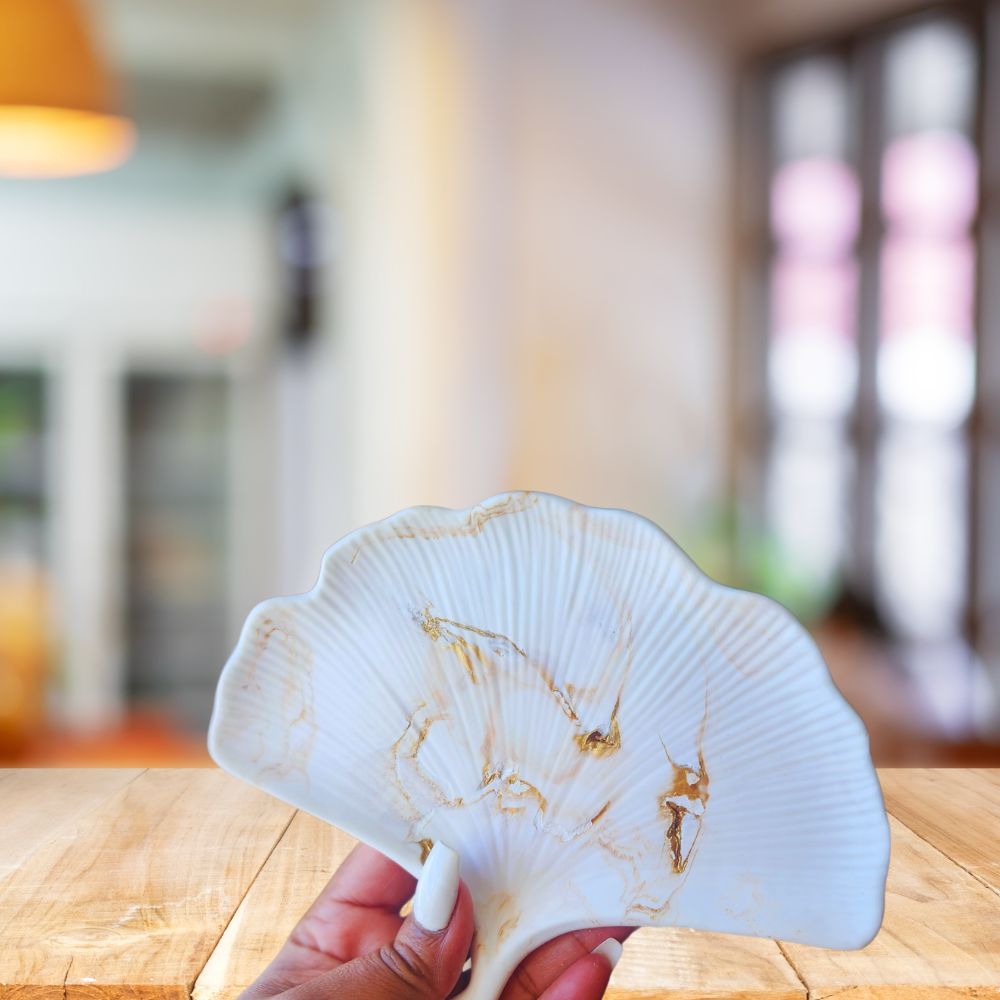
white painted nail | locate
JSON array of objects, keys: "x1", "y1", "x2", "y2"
[
  {"x1": 591, "y1": 937, "x2": 623, "y2": 970},
  {"x1": 413, "y1": 842, "x2": 460, "y2": 932}
]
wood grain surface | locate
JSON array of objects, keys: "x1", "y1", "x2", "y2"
[
  {"x1": 780, "y1": 815, "x2": 1000, "y2": 997},
  {"x1": 879, "y1": 767, "x2": 1000, "y2": 895},
  {"x1": 191, "y1": 814, "x2": 806, "y2": 1000},
  {"x1": 0, "y1": 769, "x2": 294, "y2": 1000},
  {"x1": 0, "y1": 769, "x2": 996, "y2": 999},
  {"x1": 193, "y1": 812, "x2": 348, "y2": 1000},
  {"x1": 0, "y1": 769, "x2": 142, "y2": 881}
]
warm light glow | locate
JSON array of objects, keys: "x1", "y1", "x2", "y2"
[
  {"x1": 0, "y1": 0, "x2": 134, "y2": 178},
  {"x1": 882, "y1": 131, "x2": 977, "y2": 233},
  {"x1": 878, "y1": 326, "x2": 975, "y2": 426},
  {"x1": 768, "y1": 153, "x2": 860, "y2": 420},
  {"x1": 878, "y1": 129, "x2": 977, "y2": 426},
  {"x1": 771, "y1": 157, "x2": 860, "y2": 254},
  {"x1": 876, "y1": 427, "x2": 968, "y2": 638},
  {"x1": 0, "y1": 105, "x2": 133, "y2": 178},
  {"x1": 769, "y1": 326, "x2": 858, "y2": 419}
]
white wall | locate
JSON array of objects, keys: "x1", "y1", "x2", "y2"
[
  {"x1": 332, "y1": 0, "x2": 732, "y2": 539},
  {"x1": 505, "y1": 1, "x2": 731, "y2": 532}
]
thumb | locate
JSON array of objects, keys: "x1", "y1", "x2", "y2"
[
  {"x1": 290, "y1": 842, "x2": 473, "y2": 1000},
  {"x1": 349, "y1": 842, "x2": 473, "y2": 998}
]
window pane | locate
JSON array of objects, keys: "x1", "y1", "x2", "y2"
[
  {"x1": 884, "y1": 20, "x2": 976, "y2": 137},
  {"x1": 763, "y1": 54, "x2": 857, "y2": 606},
  {"x1": 773, "y1": 57, "x2": 852, "y2": 163},
  {"x1": 126, "y1": 375, "x2": 228, "y2": 729},
  {"x1": 767, "y1": 421, "x2": 852, "y2": 611},
  {"x1": 878, "y1": 21, "x2": 978, "y2": 428},
  {"x1": 878, "y1": 234, "x2": 976, "y2": 425},
  {"x1": 771, "y1": 157, "x2": 860, "y2": 251},
  {"x1": 0, "y1": 375, "x2": 46, "y2": 564},
  {"x1": 768, "y1": 57, "x2": 859, "y2": 423},
  {"x1": 0, "y1": 373, "x2": 49, "y2": 753},
  {"x1": 882, "y1": 130, "x2": 978, "y2": 233},
  {"x1": 875, "y1": 426, "x2": 968, "y2": 639},
  {"x1": 874, "y1": 17, "x2": 977, "y2": 646},
  {"x1": 769, "y1": 258, "x2": 858, "y2": 418}
]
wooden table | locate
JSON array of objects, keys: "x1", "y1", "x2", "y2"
[{"x1": 0, "y1": 769, "x2": 997, "y2": 999}]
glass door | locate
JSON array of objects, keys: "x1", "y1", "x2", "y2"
[
  {"x1": 0, "y1": 372, "x2": 49, "y2": 754},
  {"x1": 125, "y1": 374, "x2": 229, "y2": 730}
]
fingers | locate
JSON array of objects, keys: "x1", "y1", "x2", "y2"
[
  {"x1": 537, "y1": 938, "x2": 622, "y2": 1000},
  {"x1": 247, "y1": 845, "x2": 416, "y2": 992},
  {"x1": 293, "y1": 844, "x2": 417, "y2": 959},
  {"x1": 501, "y1": 927, "x2": 633, "y2": 1000},
  {"x1": 283, "y1": 842, "x2": 475, "y2": 1000},
  {"x1": 246, "y1": 841, "x2": 631, "y2": 1000},
  {"x1": 312, "y1": 843, "x2": 418, "y2": 914}
]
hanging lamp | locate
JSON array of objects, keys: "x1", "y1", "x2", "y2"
[{"x1": 0, "y1": 0, "x2": 134, "y2": 178}]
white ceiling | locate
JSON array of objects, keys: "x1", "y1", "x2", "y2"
[
  {"x1": 89, "y1": 0, "x2": 939, "y2": 80},
  {"x1": 84, "y1": 0, "x2": 939, "y2": 145},
  {"x1": 83, "y1": 0, "x2": 335, "y2": 144},
  {"x1": 89, "y1": 0, "x2": 327, "y2": 79}
]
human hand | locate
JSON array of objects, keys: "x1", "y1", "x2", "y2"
[{"x1": 239, "y1": 842, "x2": 630, "y2": 1000}]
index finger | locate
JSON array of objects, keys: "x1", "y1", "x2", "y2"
[
  {"x1": 307, "y1": 843, "x2": 417, "y2": 918},
  {"x1": 500, "y1": 927, "x2": 634, "y2": 1000},
  {"x1": 245, "y1": 845, "x2": 419, "y2": 994}
]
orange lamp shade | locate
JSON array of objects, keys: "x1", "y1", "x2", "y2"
[{"x1": 0, "y1": 0, "x2": 134, "y2": 178}]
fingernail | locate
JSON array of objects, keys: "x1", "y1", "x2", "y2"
[
  {"x1": 591, "y1": 937, "x2": 623, "y2": 970},
  {"x1": 413, "y1": 842, "x2": 460, "y2": 932}
]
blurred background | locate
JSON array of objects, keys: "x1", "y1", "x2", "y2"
[{"x1": 1, "y1": 0, "x2": 998, "y2": 766}]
